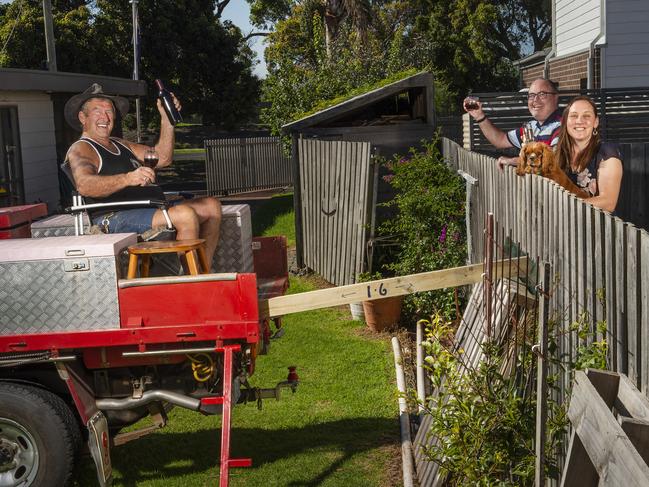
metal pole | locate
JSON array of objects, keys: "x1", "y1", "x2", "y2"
[
  {"x1": 535, "y1": 262, "x2": 551, "y2": 487},
  {"x1": 131, "y1": 0, "x2": 141, "y2": 142},
  {"x1": 484, "y1": 212, "x2": 494, "y2": 339},
  {"x1": 42, "y1": 0, "x2": 57, "y2": 71}
]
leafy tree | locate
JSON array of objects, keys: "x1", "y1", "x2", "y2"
[
  {"x1": 260, "y1": 1, "x2": 412, "y2": 135},
  {"x1": 0, "y1": 0, "x2": 260, "y2": 129},
  {"x1": 256, "y1": 0, "x2": 550, "y2": 131},
  {"x1": 411, "y1": 0, "x2": 551, "y2": 98},
  {"x1": 249, "y1": 0, "x2": 371, "y2": 58},
  {"x1": 0, "y1": 1, "x2": 100, "y2": 72},
  {"x1": 90, "y1": 0, "x2": 260, "y2": 128}
]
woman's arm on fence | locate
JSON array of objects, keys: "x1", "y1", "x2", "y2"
[{"x1": 586, "y1": 156, "x2": 623, "y2": 213}]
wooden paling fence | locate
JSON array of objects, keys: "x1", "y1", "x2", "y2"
[
  {"x1": 204, "y1": 136, "x2": 292, "y2": 196},
  {"x1": 439, "y1": 137, "x2": 649, "y2": 483},
  {"x1": 297, "y1": 138, "x2": 374, "y2": 286}
]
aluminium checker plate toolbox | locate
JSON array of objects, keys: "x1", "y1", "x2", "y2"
[
  {"x1": 31, "y1": 204, "x2": 253, "y2": 273},
  {"x1": 0, "y1": 233, "x2": 136, "y2": 335}
]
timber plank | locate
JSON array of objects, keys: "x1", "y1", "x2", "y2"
[
  {"x1": 259, "y1": 258, "x2": 527, "y2": 318},
  {"x1": 565, "y1": 370, "x2": 649, "y2": 486},
  {"x1": 641, "y1": 232, "x2": 649, "y2": 394},
  {"x1": 627, "y1": 225, "x2": 640, "y2": 385}
]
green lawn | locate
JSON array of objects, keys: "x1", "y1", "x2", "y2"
[
  {"x1": 72, "y1": 195, "x2": 400, "y2": 486},
  {"x1": 251, "y1": 193, "x2": 296, "y2": 247}
]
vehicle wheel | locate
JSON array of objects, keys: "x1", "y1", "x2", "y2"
[{"x1": 0, "y1": 383, "x2": 80, "y2": 487}]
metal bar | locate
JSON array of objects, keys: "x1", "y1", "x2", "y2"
[
  {"x1": 219, "y1": 345, "x2": 234, "y2": 487},
  {"x1": 484, "y1": 213, "x2": 494, "y2": 338},
  {"x1": 122, "y1": 347, "x2": 218, "y2": 357},
  {"x1": 535, "y1": 262, "x2": 551, "y2": 487}
]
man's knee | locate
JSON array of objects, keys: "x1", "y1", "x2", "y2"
[
  {"x1": 192, "y1": 196, "x2": 221, "y2": 225},
  {"x1": 170, "y1": 204, "x2": 199, "y2": 229},
  {"x1": 200, "y1": 196, "x2": 221, "y2": 220}
]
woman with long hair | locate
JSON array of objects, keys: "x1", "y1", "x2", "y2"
[{"x1": 556, "y1": 96, "x2": 623, "y2": 212}]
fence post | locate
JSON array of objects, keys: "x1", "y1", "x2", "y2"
[
  {"x1": 535, "y1": 261, "x2": 551, "y2": 487},
  {"x1": 600, "y1": 89, "x2": 608, "y2": 141}
]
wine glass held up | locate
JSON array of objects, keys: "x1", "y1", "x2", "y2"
[
  {"x1": 463, "y1": 95, "x2": 480, "y2": 112},
  {"x1": 143, "y1": 148, "x2": 159, "y2": 169}
]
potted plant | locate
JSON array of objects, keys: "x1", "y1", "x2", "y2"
[{"x1": 356, "y1": 272, "x2": 403, "y2": 332}]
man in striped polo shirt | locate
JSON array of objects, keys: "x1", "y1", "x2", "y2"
[{"x1": 464, "y1": 78, "x2": 561, "y2": 169}]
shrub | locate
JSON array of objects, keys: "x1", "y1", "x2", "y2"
[{"x1": 378, "y1": 136, "x2": 466, "y2": 320}]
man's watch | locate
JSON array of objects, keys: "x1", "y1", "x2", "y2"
[{"x1": 474, "y1": 115, "x2": 487, "y2": 124}]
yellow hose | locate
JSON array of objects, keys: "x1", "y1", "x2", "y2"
[{"x1": 186, "y1": 353, "x2": 215, "y2": 382}]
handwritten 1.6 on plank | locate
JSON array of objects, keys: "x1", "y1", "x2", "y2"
[{"x1": 367, "y1": 283, "x2": 388, "y2": 298}]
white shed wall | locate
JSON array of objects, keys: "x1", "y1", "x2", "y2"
[
  {"x1": 0, "y1": 91, "x2": 59, "y2": 211},
  {"x1": 555, "y1": 0, "x2": 601, "y2": 57},
  {"x1": 602, "y1": 0, "x2": 649, "y2": 88}
]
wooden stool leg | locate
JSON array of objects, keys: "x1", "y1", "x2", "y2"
[
  {"x1": 127, "y1": 254, "x2": 139, "y2": 279},
  {"x1": 197, "y1": 246, "x2": 210, "y2": 274},
  {"x1": 141, "y1": 255, "x2": 151, "y2": 277},
  {"x1": 185, "y1": 250, "x2": 200, "y2": 276}
]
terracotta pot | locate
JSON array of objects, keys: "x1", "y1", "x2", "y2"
[{"x1": 362, "y1": 296, "x2": 403, "y2": 332}]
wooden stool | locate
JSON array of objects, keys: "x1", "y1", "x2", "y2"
[{"x1": 126, "y1": 239, "x2": 210, "y2": 279}]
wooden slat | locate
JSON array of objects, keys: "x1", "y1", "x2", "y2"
[
  {"x1": 259, "y1": 258, "x2": 527, "y2": 318},
  {"x1": 627, "y1": 225, "x2": 640, "y2": 386},
  {"x1": 641, "y1": 232, "x2": 649, "y2": 394},
  {"x1": 564, "y1": 370, "x2": 649, "y2": 486}
]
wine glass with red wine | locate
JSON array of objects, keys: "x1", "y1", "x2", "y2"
[
  {"x1": 464, "y1": 96, "x2": 480, "y2": 111},
  {"x1": 143, "y1": 148, "x2": 159, "y2": 168}
]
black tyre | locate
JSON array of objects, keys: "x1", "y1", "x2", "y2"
[{"x1": 0, "y1": 382, "x2": 80, "y2": 487}]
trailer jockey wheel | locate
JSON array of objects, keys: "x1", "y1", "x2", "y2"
[{"x1": 0, "y1": 383, "x2": 81, "y2": 487}]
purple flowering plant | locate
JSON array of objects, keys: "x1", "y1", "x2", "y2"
[{"x1": 377, "y1": 136, "x2": 466, "y2": 320}]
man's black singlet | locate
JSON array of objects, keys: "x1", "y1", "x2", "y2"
[{"x1": 67, "y1": 137, "x2": 165, "y2": 215}]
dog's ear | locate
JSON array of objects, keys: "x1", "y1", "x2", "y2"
[
  {"x1": 516, "y1": 146, "x2": 528, "y2": 176},
  {"x1": 541, "y1": 145, "x2": 555, "y2": 174}
]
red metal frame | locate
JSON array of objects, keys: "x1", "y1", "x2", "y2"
[
  {"x1": 0, "y1": 274, "x2": 260, "y2": 356},
  {"x1": 0, "y1": 322, "x2": 258, "y2": 354},
  {"x1": 200, "y1": 344, "x2": 252, "y2": 487}
]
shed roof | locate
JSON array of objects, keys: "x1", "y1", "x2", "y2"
[
  {"x1": 282, "y1": 71, "x2": 433, "y2": 132},
  {"x1": 0, "y1": 68, "x2": 146, "y2": 96}
]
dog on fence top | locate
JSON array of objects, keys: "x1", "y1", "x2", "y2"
[{"x1": 517, "y1": 142, "x2": 589, "y2": 198}]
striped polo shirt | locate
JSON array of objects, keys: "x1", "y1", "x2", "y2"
[{"x1": 507, "y1": 108, "x2": 563, "y2": 149}]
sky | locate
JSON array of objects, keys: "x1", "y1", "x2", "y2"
[{"x1": 221, "y1": 1, "x2": 268, "y2": 79}]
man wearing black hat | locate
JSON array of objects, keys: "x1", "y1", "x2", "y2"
[{"x1": 64, "y1": 83, "x2": 222, "y2": 266}]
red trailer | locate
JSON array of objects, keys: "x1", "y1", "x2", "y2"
[{"x1": 0, "y1": 233, "x2": 293, "y2": 487}]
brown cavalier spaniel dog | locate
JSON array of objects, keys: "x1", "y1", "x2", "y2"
[{"x1": 517, "y1": 142, "x2": 589, "y2": 198}]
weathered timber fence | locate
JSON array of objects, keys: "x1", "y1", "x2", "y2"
[
  {"x1": 204, "y1": 136, "x2": 292, "y2": 196},
  {"x1": 442, "y1": 137, "x2": 649, "y2": 392},
  {"x1": 298, "y1": 138, "x2": 374, "y2": 286}
]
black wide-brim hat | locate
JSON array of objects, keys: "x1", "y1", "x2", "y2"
[{"x1": 64, "y1": 83, "x2": 130, "y2": 131}]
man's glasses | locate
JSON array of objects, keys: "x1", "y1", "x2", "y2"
[{"x1": 527, "y1": 91, "x2": 557, "y2": 101}]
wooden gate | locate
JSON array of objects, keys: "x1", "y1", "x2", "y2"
[
  {"x1": 204, "y1": 136, "x2": 292, "y2": 196},
  {"x1": 298, "y1": 138, "x2": 374, "y2": 286}
]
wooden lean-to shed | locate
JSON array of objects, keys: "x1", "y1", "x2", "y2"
[{"x1": 282, "y1": 71, "x2": 436, "y2": 285}]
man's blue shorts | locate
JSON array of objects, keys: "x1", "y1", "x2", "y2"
[{"x1": 92, "y1": 208, "x2": 157, "y2": 234}]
